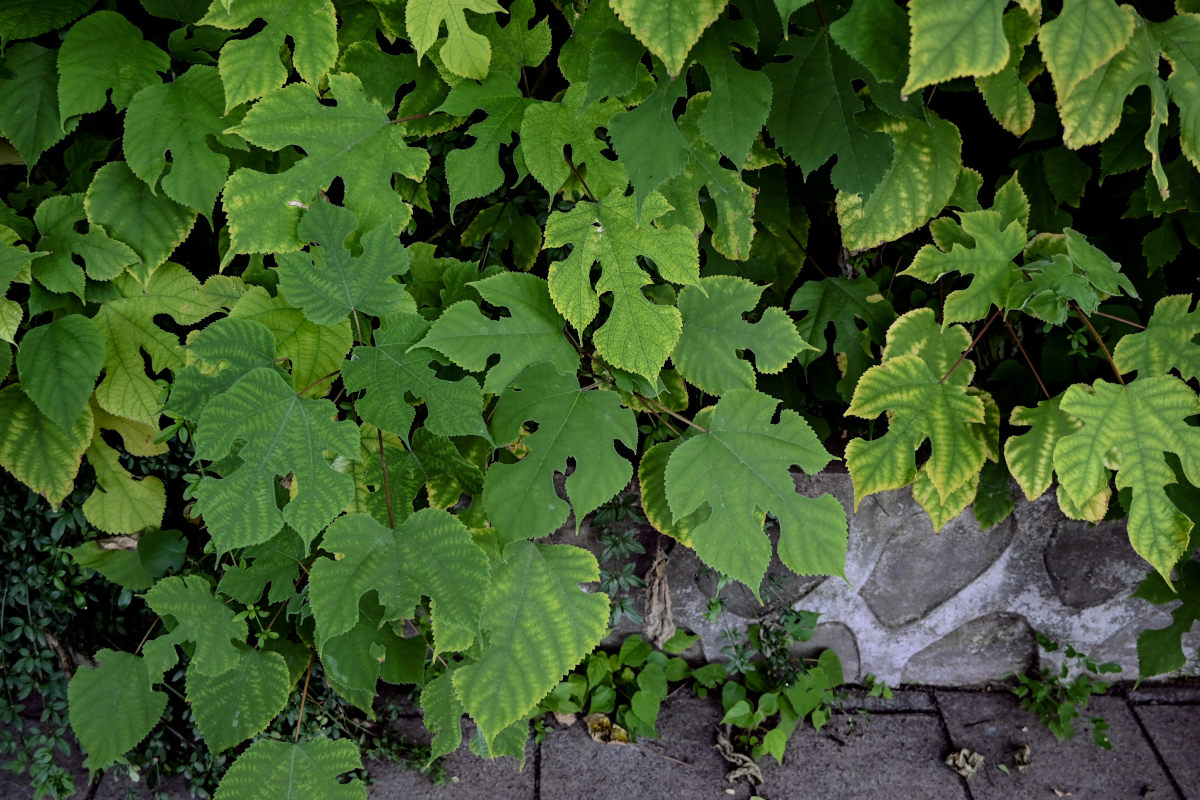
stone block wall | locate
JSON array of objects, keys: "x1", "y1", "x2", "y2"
[{"x1": 552, "y1": 473, "x2": 1200, "y2": 686}]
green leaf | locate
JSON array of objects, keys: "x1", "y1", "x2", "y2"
[
  {"x1": 692, "y1": 20, "x2": 772, "y2": 167},
  {"x1": 406, "y1": 0, "x2": 504, "y2": 80},
  {"x1": 484, "y1": 364, "x2": 636, "y2": 541},
  {"x1": 85, "y1": 162, "x2": 197, "y2": 283},
  {"x1": 637, "y1": 437, "x2": 704, "y2": 546},
  {"x1": 438, "y1": 75, "x2": 530, "y2": 218},
  {"x1": 0, "y1": 385, "x2": 92, "y2": 506},
  {"x1": 657, "y1": 92, "x2": 757, "y2": 260},
  {"x1": 453, "y1": 541, "x2": 609, "y2": 747},
  {"x1": 0, "y1": 43, "x2": 76, "y2": 168},
  {"x1": 1055, "y1": 376, "x2": 1200, "y2": 581},
  {"x1": 674, "y1": 275, "x2": 809, "y2": 396},
  {"x1": 1064, "y1": 228, "x2": 1137, "y2": 300},
  {"x1": 582, "y1": 27, "x2": 648, "y2": 109},
  {"x1": 82, "y1": 438, "x2": 166, "y2": 534},
  {"x1": 1005, "y1": 395, "x2": 1081, "y2": 501},
  {"x1": 837, "y1": 111, "x2": 962, "y2": 252},
  {"x1": 276, "y1": 203, "x2": 407, "y2": 326},
  {"x1": 1057, "y1": 21, "x2": 1157, "y2": 150},
  {"x1": 1113, "y1": 295, "x2": 1200, "y2": 380},
  {"x1": 846, "y1": 309, "x2": 986, "y2": 508},
  {"x1": 222, "y1": 73, "x2": 430, "y2": 260},
  {"x1": 124, "y1": 65, "x2": 237, "y2": 216},
  {"x1": 421, "y1": 670, "x2": 465, "y2": 758},
  {"x1": 92, "y1": 264, "x2": 211, "y2": 426},
  {"x1": 213, "y1": 739, "x2": 365, "y2": 800},
  {"x1": 320, "y1": 598, "x2": 424, "y2": 710},
  {"x1": 609, "y1": 0, "x2": 728, "y2": 77},
  {"x1": 168, "y1": 317, "x2": 278, "y2": 421},
  {"x1": 16, "y1": 314, "x2": 104, "y2": 433},
  {"x1": 199, "y1": 0, "x2": 338, "y2": 111},
  {"x1": 68, "y1": 650, "x2": 167, "y2": 770},
  {"x1": 0, "y1": 0, "x2": 93, "y2": 40},
  {"x1": 193, "y1": 367, "x2": 359, "y2": 551},
  {"x1": 1133, "y1": 560, "x2": 1200, "y2": 678},
  {"x1": 829, "y1": 0, "x2": 909, "y2": 87},
  {"x1": 544, "y1": 191, "x2": 699, "y2": 380},
  {"x1": 229, "y1": 286, "x2": 354, "y2": 398},
  {"x1": 217, "y1": 527, "x2": 305, "y2": 605},
  {"x1": 519, "y1": 83, "x2": 628, "y2": 200},
  {"x1": 663, "y1": 389, "x2": 845, "y2": 595},
  {"x1": 187, "y1": 648, "x2": 291, "y2": 753},
  {"x1": 310, "y1": 510, "x2": 488, "y2": 652},
  {"x1": 789, "y1": 276, "x2": 896, "y2": 400},
  {"x1": 144, "y1": 575, "x2": 247, "y2": 676},
  {"x1": 57, "y1": 11, "x2": 169, "y2": 124},
  {"x1": 66, "y1": 541, "x2": 154, "y2": 591},
  {"x1": 974, "y1": 460, "x2": 1015, "y2": 529},
  {"x1": 903, "y1": 0, "x2": 1009, "y2": 96},
  {"x1": 31, "y1": 194, "x2": 136, "y2": 296},
  {"x1": 975, "y1": 8, "x2": 1038, "y2": 136},
  {"x1": 608, "y1": 63, "x2": 690, "y2": 214},
  {"x1": 418, "y1": 272, "x2": 578, "y2": 395},
  {"x1": 904, "y1": 210, "x2": 1026, "y2": 324},
  {"x1": 343, "y1": 312, "x2": 487, "y2": 441},
  {"x1": 1153, "y1": 15, "x2": 1200, "y2": 182},
  {"x1": 476, "y1": 0, "x2": 552, "y2": 81},
  {"x1": 765, "y1": 29, "x2": 893, "y2": 197},
  {"x1": 912, "y1": 465, "x2": 976, "y2": 532},
  {"x1": 1039, "y1": 0, "x2": 1136, "y2": 100}
]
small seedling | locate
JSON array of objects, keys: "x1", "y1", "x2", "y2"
[{"x1": 1011, "y1": 634, "x2": 1121, "y2": 749}]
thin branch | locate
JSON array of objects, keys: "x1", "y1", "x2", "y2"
[
  {"x1": 135, "y1": 618, "x2": 160, "y2": 655},
  {"x1": 391, "y1": 111, "x2": 437, "y2": 125},
  {"x1": 1002, "y1": 315, "x2": 1051, "y2": 400},
  {"x1": 564, "y1": 153, "x2": 598, "y2": 203},
  {"x1": 294, "y1": 653, "x2": 315, "y2": 744},
  {"x1": 636, "y1": 395, "x2": 708, "y2": 433},
  {"x1": 297, "y1": 370, "x2": 340, "y2": 398},
  {"x1": 351, "y1": 309, "x2": 365, "y2": 344},
  {"x1": 1092, "y1": 309, "x2": 1146, "y2": 330},
  {"x1": 940, "y1": 308, "x2": 1001, "y2": 384},
  {"x1": 1073, "y1": 303, "x2": 1125, "y2": 386},
  {"x1": 377, "y1": 429, "x2": 396, "y2": 529},
  {"x1": 788, "y1": 229, "x2": 829, "y2": 278}
]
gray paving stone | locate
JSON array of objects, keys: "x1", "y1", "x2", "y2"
[
  {"x1": 902, "y1": 612, "x2": 1036, "y2": 686},
  {"x1": 860, "y1": 507, "x2": 1016, "y2": 628},
  {"x1": 1133, "y1": 704, "x2": 1200, "y2": 798},
  {"x1": 539, "y1": 692, "x2": 747, "y2": 800},
  {"x1": 937, "y1": 691, "x2": 1175, "y2": 799},
  {"x1": 757, "y1": 712, "x2": 968, "y2": 800},
  {"x1": 838, "y1": 687, "x2": 935, "y2": 713},
  {"x1": 1044, "y1": 518, "x2": 1147, "y2": 609},
  {"x1": 1129, "y1": 682, "x2": 1200, "y2": 705}
]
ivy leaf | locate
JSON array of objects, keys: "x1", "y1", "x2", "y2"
[
  {"x1": 544, "y1": 191, "x2": 699, "y2": 380},
  {"x1": 1005, "y1": 395, "x2": 1081, "y2": 501},
  {"x1": 57, "y1": 11, "x2": 169, "y2": 124},
  {"x1": 222, "y1": 73, "x2": 430, "y2": 261},
  {"x1": 16, "y1": 314, "x2": 104, "y2": 433},
  {"x1": 903, "y1": 210, "x2": 1027, "y2": 325},
  {"x1": 691, "y1": 19, "x2": 772, "y2": 167},
  {"x1": 144, "y1": 575, "x2": 247, "y2": 676},
  {"x1": 484, "y1": 364, "x2": 636, "y2": 541},
  {"x1": 68, "y1": 650, "x2": 167, "y2": 770},
  {"x1": 82, "y1": 438, "x2": 166, "y2": 535},
  {"x1": 198, "y1": 0, "x2": 338, "y2": 111},
  {"x1": 85, "y1": 162, "x2": 197, "y2": 284},
  {"x1": 213, "y1": 739, "x2": 365, "y2": 800},
  {"x1": 657, "y1": 93, "x2": 757, "y2": 260},
  {"x1": 310, "y1": 510, "x2": 489, "y2": 653},
  {"x1": 0, "y1": 43, "x2": 76, "y2": 168},
  {"x1": 1055, "y1": 375, "x2": 1200, "y2": 582},
  {"x1": 1039, "y1": 0, "x2": 1136, "y2": 100},
  {"x1": 91, "y1": 263, "x2": 211, "y2": 426},
  {"x1": 31, "y1": 194, "x2": 136, "y2": 297},
  {"x1": 276, "y1": 203, "x2": 407, "y2": 326},
  {"x1": 342, "y1": 312, "x2": 487, "y2": 441},
  {"x1": 193, "y1": 367, "x2": 360, "y2": 551},
  {"x1": 438, "y1": 75, "x2": 530, "y2": 218},
  {"x1": 903, "y1": 0, "x2": 1009, "y2": 96},
  {"x1": 187, "y1": 647, "x2": 291, "y2": 753},
  {"x1": 418, "y1": 272, "x2": 578, "y2": 395},
  {"x1": 519, "y1": 84, "x2": 628, "y2": 200},
  {"x1": 609, "y1": 0, "x2": 728, "y2": 77},
  {"x1": 1133, "y1": 560, "x2": 1200, "y2": 678},
  {"x1": 764, "y1": 29, "x2": 893, "y2": 197},
  {"x1": 673, "y1": 276, "x2": 810, "y2": 396},
  {"x1": 663, "y1": 389, "x2": 846, "y2": 595},
  {"x1": 1113, "y1": 295, "x2": 1200, "y2": 380},
  {"x1": 837, "y1": 111, "x2": 962, "y2": 253},
  {"x1": 789, "y1": 276, "x2": 896, "y2": 400},
  {"x1": 406, "y1": 0, "x2": 504, "y2": 80},
  {"x1": 0, "y1": 385, "x2": 92, "y2": 506},
  {"x1": 846, "y1": 309, "x2": 986, "y2": 508},
  {"x1": 124, "y1": 65, "x2": 239, "y2": 216},
  {"x1": 453, "y1": 541, "x2": 609, "y2": 747}
]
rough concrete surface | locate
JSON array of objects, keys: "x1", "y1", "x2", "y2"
[{"x1": 1132, "y1": 704, "x2": 1200, "y2": 799}]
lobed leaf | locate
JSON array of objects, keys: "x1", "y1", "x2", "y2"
[
  {"x1": 144, "y1": 575, "x2": 248, "y2": 677},
  {"x1": 1113, "y1": 295, "x2": 1200, "y2": 380},
  {"x1": 406, "y1": 0, "x2": 505, "y2": 80},
  {"x1": 213, "y1": 739, "x2": 365, "y2": 800},
  {"x1": 609, "y1": 0, "x2": 728, "y2": 77},
  {"x1": 57, "y1": 11, "x2": 169, "y2": 124},
  {"x1": 16, "y1": 314, "x2": 104, "y2": 433},
  {"x1": 0, "y1": 385, "x2": 93, "y2": 506},
  {"x1": 904, "y1": 0, "x2": 1009, "y2": 95}
]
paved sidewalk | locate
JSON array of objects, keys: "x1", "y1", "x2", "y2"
[{"x1": 8, "y1": 683, "x2": 1199, "y2": 799}]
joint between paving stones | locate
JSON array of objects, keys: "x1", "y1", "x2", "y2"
[{"x1": 1127, "y1": 702, "x2": 1187, "y2": 800}]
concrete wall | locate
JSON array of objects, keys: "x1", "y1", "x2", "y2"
[{"x1": 552, "y1": 473, "x2": 1200, "y2": 686}]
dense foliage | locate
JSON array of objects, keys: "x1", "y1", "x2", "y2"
[{"x1": 1, "y1": 0, "x2": 1199, "y2": 793}]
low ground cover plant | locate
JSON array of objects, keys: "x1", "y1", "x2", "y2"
[{"x1": 0, "y1": 0, "x2": 1198, "y2": 795}]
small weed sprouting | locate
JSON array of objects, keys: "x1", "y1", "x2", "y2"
[
  {"x1": 594, "y1": 495, "x2": 647, "y2": 628},
  {"x1": 1011, "y1": 634, "x2": 1122, "y2": 749}
]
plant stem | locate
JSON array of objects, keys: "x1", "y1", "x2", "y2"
[
  {"x1": 1073, "y1": 304, "x2": 1125, "y2": 386},
  {"x1": 297, "y1": 370, "x2": 340, "y2": 398},
  {"x1": 377, "y1": 429, "x2": 396, "y2": 529},
  {"x1": 636, "y1": 395, "x2": 708, "y2": 433},
  {"x1": 295, "y1": 654, "x2": 314, "y2": 744},
  {"x1": 1092, "y1": 309, "x2": 1146, "y2": 330},
  {"x1": 940, "y1": 308, "x2": 1001, "y2": 384},
  {"x1": 1002, "y1": 315, "x2": 1051, "y2": 400},
  {"x1": 564, "y1": 153, "x2": 598, "y2": 203}
]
